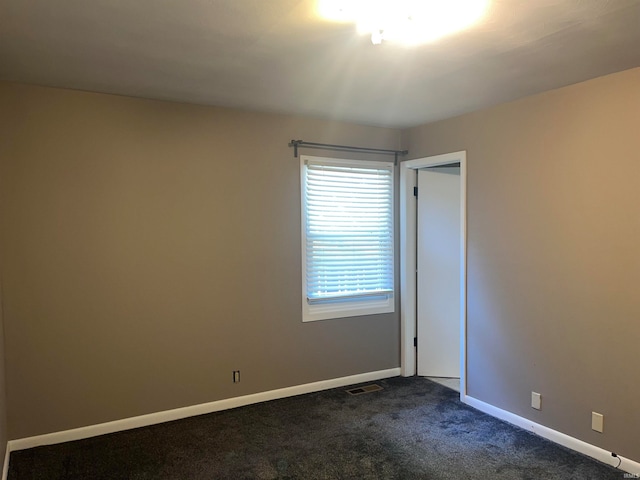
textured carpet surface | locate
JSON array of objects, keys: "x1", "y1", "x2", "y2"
[{"x1": 9, "y1": 377, "x2": 624, "y2": 479}]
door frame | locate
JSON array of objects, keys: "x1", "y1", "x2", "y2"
[{"x1": 399, "y1": 151, "x2": 467, "y2": 400}]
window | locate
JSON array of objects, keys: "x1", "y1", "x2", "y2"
[{"x1": 301, "y1": 155, "x2": 394, "y2": 322}]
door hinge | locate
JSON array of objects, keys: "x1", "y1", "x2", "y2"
[
  {"x1": 414, "y1": 337, "x2": 417, "y2": 347},
  {"x1": 413, "y1": 186, "x2": 418, "y2": 197}
]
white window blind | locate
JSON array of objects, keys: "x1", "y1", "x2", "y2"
[{"x1": 302, "y1": 157, "x2": 394, "y2": 311}]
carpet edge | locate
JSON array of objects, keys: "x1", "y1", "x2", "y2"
[
  {"x1": 7, "y1": 368, "x2": 401, "y2": 455},
  {"x1": 463, "y1": 394, "x2": 640, "y2": 476}
]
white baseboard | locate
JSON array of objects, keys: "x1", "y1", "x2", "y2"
[
  {"x1": 8, "y1": 368, "x2": 401, "y2": 453},
  {"x1": 9, "y1": 373, "x2": 637, "y2": 478},
  {"x1": 2, "y1": 443, "x2": 9, "y2": 480},
  {"x1": 463, "y1": 394, "x2": 640, "y2": 476}
]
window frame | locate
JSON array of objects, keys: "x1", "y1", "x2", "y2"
[{"x1": 300, "y1": 155, "x2": 395, "y2": 322}]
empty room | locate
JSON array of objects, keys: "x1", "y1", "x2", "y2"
[{"x1": 0, "y1": 0, "x2": 639, "y2": 478}]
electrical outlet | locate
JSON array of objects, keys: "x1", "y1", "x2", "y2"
[
  {"x1": 592, "y1": 412, "x2": 604, "y2": 433},
  {"x1": 233, "y1": 370, "x2": 240, "y2": 383},
  {"x1": 531, "y1": 392, "x2": 541, "y2": 410}
]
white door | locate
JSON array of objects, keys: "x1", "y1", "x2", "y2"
[{"x1": 416, "y1": 166, "x2": 461, "y2": 377}]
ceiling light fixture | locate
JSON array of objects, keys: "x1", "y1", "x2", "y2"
[
  {"x1": 371, "y1": 29, "x2": 384, "y2": 46},
  {"x1": 317, "y1": 0, "x2": 489, "y2": 45}
]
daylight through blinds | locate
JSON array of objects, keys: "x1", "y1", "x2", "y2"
[{"x1": 304, "y1": 159, "x2": 394, "y2": 303}]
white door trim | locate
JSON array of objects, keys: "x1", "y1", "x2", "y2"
[{"x1": 399, "y1": 151, "x2": 467, "y2": 400}]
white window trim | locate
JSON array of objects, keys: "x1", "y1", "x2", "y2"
[{"x1": 300, "y1": 155, "x2": 395, "y2": 322}]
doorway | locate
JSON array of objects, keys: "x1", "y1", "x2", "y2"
[
  {"x1": 417, "y1": 165, "x2": 461, "y2": 379},
  {"x1": 399, "y1": 151, "x2": 467, "y2": 400}
]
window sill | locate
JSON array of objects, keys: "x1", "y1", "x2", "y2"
[{"x1": 302, "y1": 295, "x2": 394, "y2": 322}]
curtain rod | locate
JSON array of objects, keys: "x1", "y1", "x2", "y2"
[{"x1": 289, "y1": 140, "x2": 408, "y2": 164}]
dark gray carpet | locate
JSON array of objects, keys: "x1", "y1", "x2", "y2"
[{"x1": 9, "y1": 377, "x2": 623, "y2": 479}]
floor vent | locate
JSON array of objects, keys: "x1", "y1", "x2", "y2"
[{"x1": 345, "y1": 384, "x2": 383, "y2": 396}]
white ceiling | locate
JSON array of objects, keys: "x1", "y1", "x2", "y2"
[{"x1": 1, "y1": 0, "x2": 639, "y2": 128}]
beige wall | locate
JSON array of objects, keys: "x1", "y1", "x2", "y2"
[
  {"x1": 404, "y1": 67, "x2": 640, "y2": 460},
  {"x1": 0, "y1": 82, "x2": 401, "y2": 439}
]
